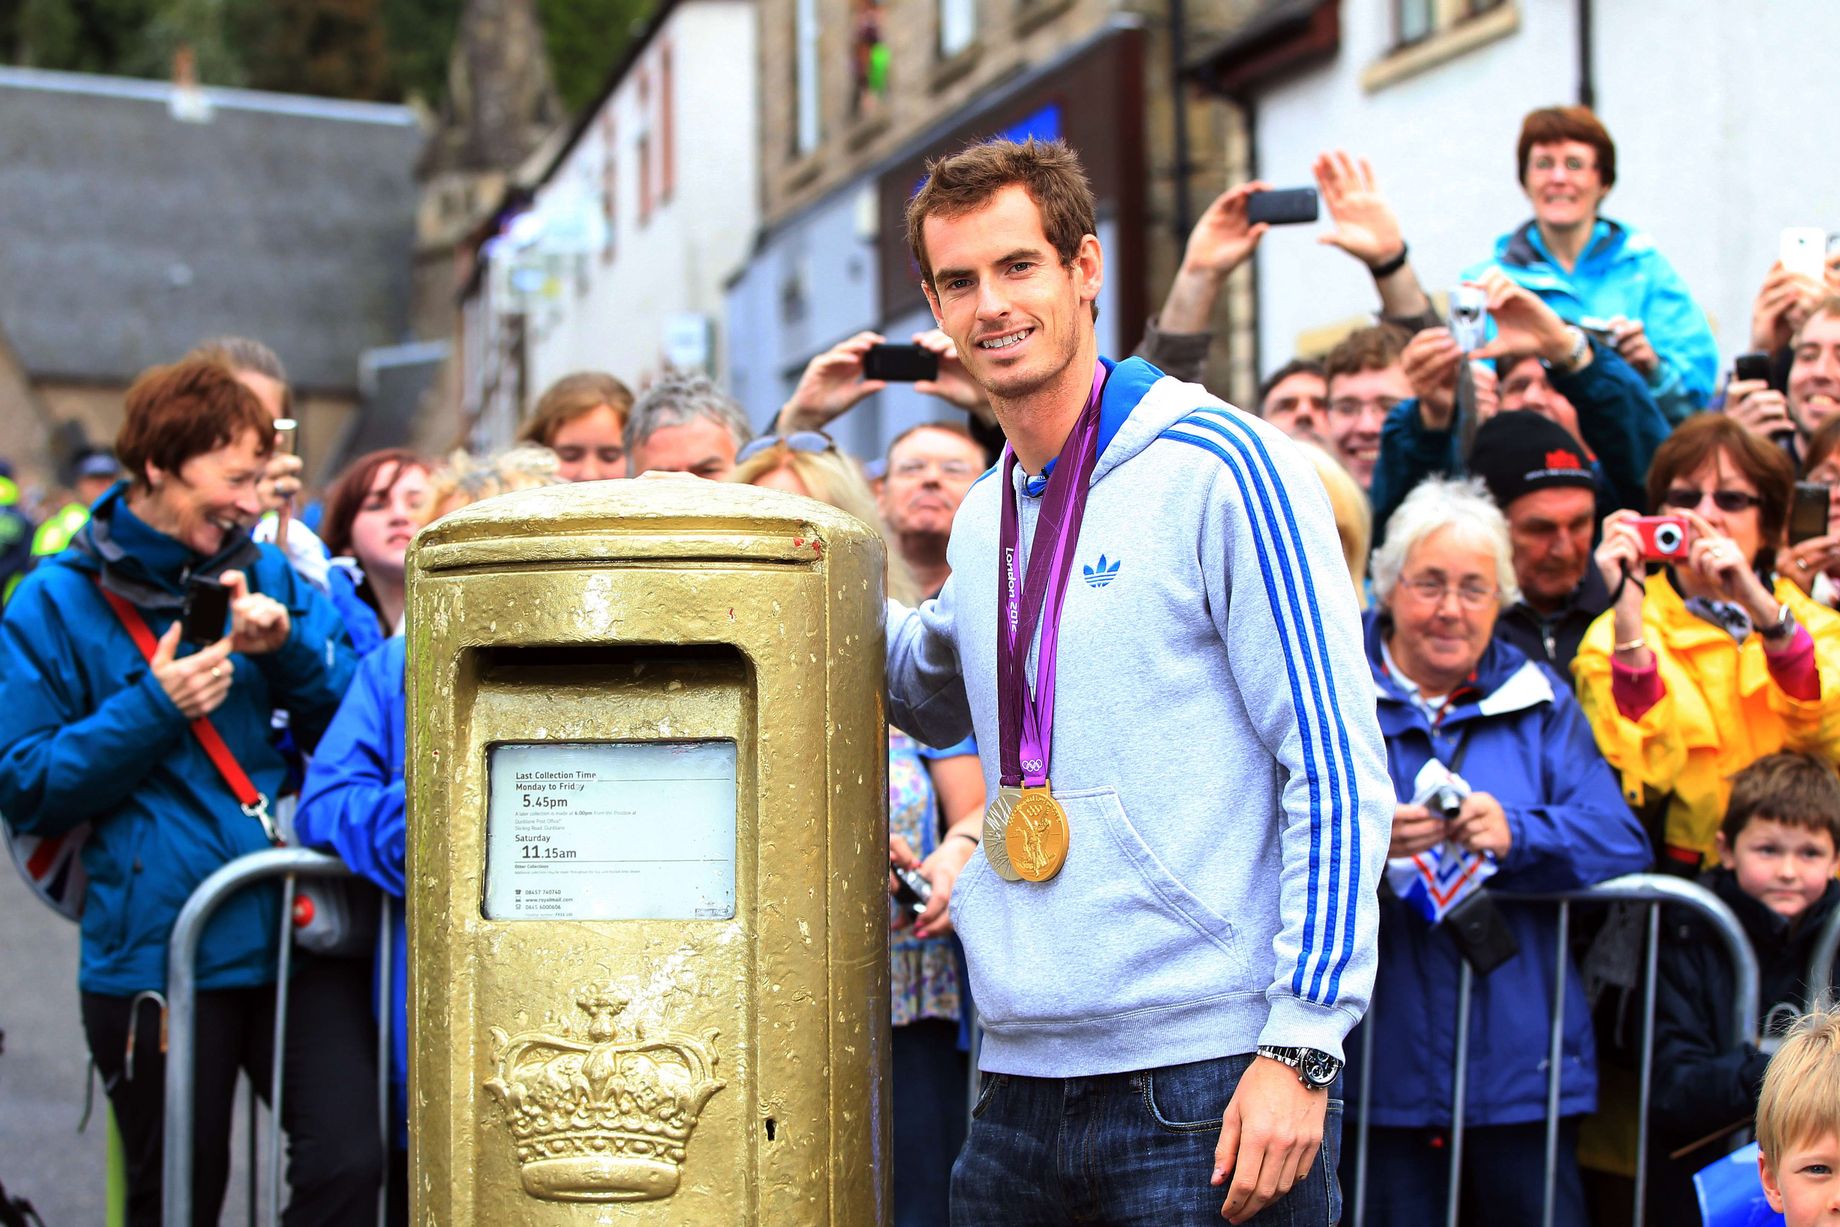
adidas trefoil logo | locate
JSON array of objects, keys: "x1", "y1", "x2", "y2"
[{"x1": 1082, "y1": 554, "x2": 1121, "y2": 588}]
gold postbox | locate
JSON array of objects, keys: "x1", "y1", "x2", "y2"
[{"x1": 405, "y1": 481, "x2": 891, "y2": 1224}]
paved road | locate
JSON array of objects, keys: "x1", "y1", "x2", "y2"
[
  {"x1": 0, "y1": 857, "x2": 266, "y2": 1225},
  {"x1": 0, "y1": 857, "x2": 108, "y2": 1224}
]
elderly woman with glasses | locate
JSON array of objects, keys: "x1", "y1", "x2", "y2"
[
  {"x1": 1576, "y1": 413, "x2": 1840, "y2": 870},
  {"x1": 1345, "y1": 476, "x2": 1646, "y2": 1226}
]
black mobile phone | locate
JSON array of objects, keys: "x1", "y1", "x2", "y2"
[
  {"x1": 1790, "y1": 481, "x2": 1830, "y2": 546},
  {"x1": 1733, "y1": 351, "x2": 1773, "y2": 384},
  {"x1": 862, "y1": 343, "x2": 940, "y2": 383},
  {"x1": 891, "y1": 865, "x2": 932, "y2": 916},
  {"x1": 1244, "y1": 187, "x2": 1319, "y2": 226},
  {"x1": 181, "y1": 576, "x2": 231, "y2": 646}
]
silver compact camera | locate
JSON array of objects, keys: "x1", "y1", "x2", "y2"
[{"x1": 1449, "y1": 285, "x2": 1488, "y2": 353}]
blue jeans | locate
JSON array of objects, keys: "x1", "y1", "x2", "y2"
[{"x1": 950, "y1": 1053, "x2": 1343, "y2": 1225}]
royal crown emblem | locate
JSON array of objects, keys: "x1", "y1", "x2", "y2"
[{"x1": 484, "y1": 984, "x2": 725, "y2": 1203}]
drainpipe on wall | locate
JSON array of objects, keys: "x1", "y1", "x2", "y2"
[
  {"x1": 1168, "y1": 0, "x2": 1192, "y2": 243},
  {"x1": 1576, "y1": 0, "x2": 1596, "y2": 109}
]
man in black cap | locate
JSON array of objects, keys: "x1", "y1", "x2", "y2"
[{"x1": 1468, "y1": 411, "x2": 1610, "y2": 672}]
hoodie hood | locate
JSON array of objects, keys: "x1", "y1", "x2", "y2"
[
  {"x1": 1092, "y1": 357, "x2": 1186, "y2": 482},
  {"x1": 70, "y1": 479, "x2": 261, "y2": 611}
]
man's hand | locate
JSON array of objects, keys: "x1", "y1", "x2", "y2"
[
  {"x1": 258, "y1": 452, "x2": 303, "y2": 514},
  {"x1": 777, "y1": 331, "x2": 888, "y2": 433},
  {"x1": 1470, "y1": 271, "x2": 1578, "y2": 368},
  {"x1": 1155, "y1": 182, "x2": 1269, "y2": 334},
  {"x1": 910, "y1": 329, "x2": 994, "y2": 425},
  {"x1": 1402, "y1": 327, "x2": 1462, "y2": 430},
  {"x1": 1751, "y1": 261, "x2": 1828, "y2": 353},
  {"x1": 1389, "y1": 803, "x2": 1443, "y2": 858},
  {"x1": 223, "y1": 569, "x2": 289, "y2": 656},
  {"x1": 151, "y1": 622, "x2": 234, "y2": 719},
  {"x1": 1312, "y1": 150, "x2": 1403, "y2": 270},
  {"x1": 1450, "y1": 792, "x2": 1511, "y2": 859},
  {"x1": 1607, "y1": 316, "x2": 1659, "y2": 377},
  {"x1": 1182, "y1": 181, "x2": 1271, "y2": 280},
  {"x1": 1726, "y1": 379, "x2": 1795, "y2": 440},
  {"x1": 1212, "y1": 1056, "x2": 1326, "y2": 1224}
]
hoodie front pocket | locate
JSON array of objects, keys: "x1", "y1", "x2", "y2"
[{"x1": 952, "y1": 787, "x2": 1249, "y2": 1031}]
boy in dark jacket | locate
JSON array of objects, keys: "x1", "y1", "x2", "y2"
[{"x1": 1650, "y1": 752, "x2": 1840, "y2": 1222}]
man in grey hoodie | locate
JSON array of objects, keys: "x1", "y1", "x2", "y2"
[{"x1": 885, "y1": 137, "x2": 1392, "y2": 1224}]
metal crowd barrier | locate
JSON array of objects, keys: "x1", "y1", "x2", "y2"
[
  {"x1": 1346, "y1": 873, "x2": 1760, "y2": 1227},
  {"x1": 1809, "y1": 901, "x2": 1840, "y2": 1003},
  {"x1": 162, "y1": 848, "x2": 394, "y2": 1227}
]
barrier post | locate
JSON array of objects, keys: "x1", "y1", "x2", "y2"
[
  {"x1": 1342, "y1": 875, "x2": 1763, "y2": 1227},
  {"x1": 161, "y1": 848, "x2": 357, "y2": 1227},
  {"x1": 1808, "y1": 905, "x2": 1840, "y2": 1005},
  {"x1": 1445, "y1": 961, "x2": 1473, "y2": 1227}
]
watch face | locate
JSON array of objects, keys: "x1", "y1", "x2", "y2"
[{"x1": 1299, "y1": 1049, "x2": 1341, "y2": 1088}]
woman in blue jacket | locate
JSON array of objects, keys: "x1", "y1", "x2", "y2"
[
  {"x1": 1463, "y1": 106, "x2": 1718, "y2": 423},
  {"x1": 0, "y1": 360, "x2": 369, "y2": 1226},
  {"x1": 1341, "y1": 476, "x2": 1650, "y2": 1227}
]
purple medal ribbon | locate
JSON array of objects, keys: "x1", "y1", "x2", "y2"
[{"x1": 997, "y1": 362, "x2": 1107, "y2": 789}]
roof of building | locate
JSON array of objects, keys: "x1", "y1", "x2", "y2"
[{"x1": 0, "y1": 66, "x2": 424, "y2": 393}]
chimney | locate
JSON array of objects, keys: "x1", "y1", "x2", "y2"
[{"x1": 169, "y1": 44, "x2": 213, "y2": 123}]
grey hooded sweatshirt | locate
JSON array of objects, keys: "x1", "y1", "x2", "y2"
[{"x1": 887, "y1": 357, "x2": 1392, "y2": 1078}]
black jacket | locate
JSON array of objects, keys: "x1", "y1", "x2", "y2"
[
  {"x1": 1652, "y1": 866, "x2": 1839, "y2": 1143},
  {"x1": 1493, "y1": 566, "x2": 1613, "y2": 676}
]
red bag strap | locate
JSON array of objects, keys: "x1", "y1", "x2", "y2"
[{"x1": 94, "y1": 579, "x2": 277, "y2": 842}]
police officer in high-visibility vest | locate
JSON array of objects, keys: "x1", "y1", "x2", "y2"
[
  {"x1": 0, "y1": 461, "x2": 32, "y2": 604},
  {"x1": 32, "y1": 450, "x2": 121, "y2": 557}
]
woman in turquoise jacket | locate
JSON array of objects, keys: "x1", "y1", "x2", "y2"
[
  {"x1": 0, "y1": 360, "x2": 370, "y2": 1226},
  {"x1": 1464, "y1": 105, "x2": 1718, "y2": 424}
]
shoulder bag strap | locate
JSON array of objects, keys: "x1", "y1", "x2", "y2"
[{"x1": 93, "y1": 578, "x2": 278, "y2": 843}]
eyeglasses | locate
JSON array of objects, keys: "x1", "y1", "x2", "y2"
[
  {"x1": 1662, "y1": 487, "x2": 1763, "y2": 513},
  {"x1": 1399, "y1": 575, "x2": 1499, "y2": 609},
  {"x1": 735, "y1": 431, "x2": 835, "y2": 465},
  {"x1": 890, "y1": 457, "x2": 979, "y2": 480}
]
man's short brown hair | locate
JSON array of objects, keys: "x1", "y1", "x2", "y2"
[
  {"x1": 1793, "y1": 294, "x2": 1840, "y2": 347},
  {"x1": 904, "y1": 139, "x2": 1096, "y2": 302},
  {"x1": 885, "y1": 420, "x2": 983, "y2": 466},
  {"x1": 1517, "y1": 106, "x2": 1617, "y2": 189},
  {"x1": 1323, "y1": 325, "x2": 1411, "y2": 388},
  {"x1": 116, "y1": 360, "x2": 274, "y2": 488},
  {"x1": 1721, "y1": 753, "x2": 1840, "y2": 848}
]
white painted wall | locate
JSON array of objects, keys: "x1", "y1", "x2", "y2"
[
  {"x1": 522, "y1": 0, "x2": 759, "y2": 398},
  {"x1": 1249, "y1": 0, "x2": 1839, "y2": 379}
]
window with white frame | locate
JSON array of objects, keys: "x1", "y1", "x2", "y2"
[
  {"x1": 794, "y1": 0, "x2": 822, "y2": 155},
  {"x1": 939, "y1": 0, "x2": 975, "y2": 59},
  {"x1": 1392, "y1": 0, "x2": 1506, "y2": 49}
]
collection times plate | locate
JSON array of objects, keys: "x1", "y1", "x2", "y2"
[{"x1": 483, "y1": 741, "x2": 737, "y2": 922}]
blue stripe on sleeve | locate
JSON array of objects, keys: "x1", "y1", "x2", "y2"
[
  {"x1": 1158, "y1": 424, "x2": 1335, "y2": 1003},
  {"x1": 1186, "y1": 409, "x2": 1365, "y2": 1002},
  {"x1": 1160, "y1": 413, "x2": 1361, "y2": 1005}
]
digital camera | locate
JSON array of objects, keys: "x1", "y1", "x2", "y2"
[
  {"x1": 1632, "y1": 515, "x2": 1690, "y2": 563},
  {"x1": 1431, "y1": 784, "x2": 1465, "y2": 823},
  {"x1": 1449, "y1": 285, "x2": 1488, "y2": 353}
]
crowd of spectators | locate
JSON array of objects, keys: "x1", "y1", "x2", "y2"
[{"x1": 1, "y1": 102, "x2": 1837, "y2": 1227}]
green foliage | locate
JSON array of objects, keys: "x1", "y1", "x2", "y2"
[
  {"x1": 538, "y1": 0, "x2": 654, "y2": 113},
  {"x1": 0, "y1": 0, "x2": 655, "y2": 111}
]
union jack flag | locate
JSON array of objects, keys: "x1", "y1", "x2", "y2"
[{"x1": 5, "y1": 815, "x2": 88, "y2": 921}]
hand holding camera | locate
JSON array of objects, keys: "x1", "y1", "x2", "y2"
[
  {"x1": 1605, "y1": 316, "x2": 1659, "y2": 377},
  {"x1": 1447, "y1": 791, "x2": 1512, "y2": 859},
  {"x1": 1725, "y1": 375, "x2": 1796, "y2": 442},
  {"x1": 1388, "y1": 802, "x2": 1445, "y2": 859},
  {"x1": 888, "y1": 832, "x2": 968, "y2": 938},
  {"x1": 1401, "y1": 327, "x2": 1464, "y2": 429},
  {"x1": 222, "y1": 569, "x2": 290, "y2": 656}
]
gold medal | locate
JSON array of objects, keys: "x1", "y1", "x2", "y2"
[
  {"x1": 983, "y1": 786, "x2": 1023, "y2": 881},
  {"x1": 1004, "y1": 785, "x2": 1070, "y2": 882}
]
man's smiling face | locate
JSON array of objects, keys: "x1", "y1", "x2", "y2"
[{"x1": 921, "y1": 183, "x2": 1100, "y2": 406}]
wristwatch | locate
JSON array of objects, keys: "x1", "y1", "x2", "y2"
[
  {"x1": 1760, "y1": 601, "x2": 1798, "y2": 644},
  {"x1": 1256, "y1": 1045, "x2": 1342, "y2": 1090}
]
